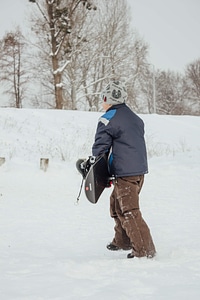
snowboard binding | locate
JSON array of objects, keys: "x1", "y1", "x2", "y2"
[{"x1": 76, "y1": 156, "x2": 96, "y2": 179}]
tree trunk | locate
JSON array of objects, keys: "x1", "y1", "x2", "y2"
[
  {"x1": 53, "y1": 65, "x2": 63, "y2": 109},
  {"x1": 47, "y1": 1, "x2": 64, "y2": 109}
]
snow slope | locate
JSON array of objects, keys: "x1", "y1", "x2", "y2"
[{"x1": 0, "y1": 108, "x2": 200, "y2": 300}]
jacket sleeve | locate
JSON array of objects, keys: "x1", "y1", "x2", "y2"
[{"x1": 92, "y1": 121, "x2": 112, "y2": 157}]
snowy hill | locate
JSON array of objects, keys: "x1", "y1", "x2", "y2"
[{"x1": 0, "y1": 108, "x2": 200, "y2": 300}]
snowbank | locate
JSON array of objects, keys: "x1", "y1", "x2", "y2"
[{"x1": 0, "y1": 108, "x2": 200, "y2": 300}]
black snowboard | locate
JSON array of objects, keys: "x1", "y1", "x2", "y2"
[{"x1": 84, "y1": 154, "x2": 112, "y2": 204}]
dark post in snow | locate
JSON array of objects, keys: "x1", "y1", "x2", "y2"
[
  {"x1": 40, "y1": 158, "x2": 49, "y2": 172},
  {"x1": 0, "y1": 157, "x2": 6, "y2": 166}
]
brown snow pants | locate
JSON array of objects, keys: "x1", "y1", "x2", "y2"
[{"x1": 110, "y1": 175, "x2": 156, "y2": 258}]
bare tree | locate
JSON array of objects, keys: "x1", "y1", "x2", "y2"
[
  {"x1": 28, "y1": 0, "x2": 150, "y2": 112},
  {"x1": 125, "y1": 38, "x2": 149, "y2": 112},
  {"x1": 184, "y1": 59, "x2": 200, "y2": 114},
  {"x1": 0, "y1": 28, "x2": 28, "y2": 108},
  {"x1": 154, "y1": 70, "x2": 184, "y2": 115},
  {"x1": 29, "y1": 0, "x2": 97, "y2": 109},
  {"x1": 71, "y1": 0, "x2": 150, "y2": 111},
  {"x1": 140, "y1": 66, "x2": 155, "y2": 113},
  {"x1": 61, "y1": 2, "x2": 98, "y2": 110}
]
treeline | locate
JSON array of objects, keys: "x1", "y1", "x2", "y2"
[{"x1": 0, "y1": 0, "x2": 199, "y2": 115}]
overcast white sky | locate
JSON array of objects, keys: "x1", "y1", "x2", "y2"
[
  {"x1": 0, "y1": 0, "x2": 199, "y2": 73},
  {"x1": 128, "y1": 0, "x2": 200, "y2": 72}
]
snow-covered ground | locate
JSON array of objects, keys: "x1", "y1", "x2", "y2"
[{"x1": 0, "y1": 108, "x2": 200, "y2": 300}]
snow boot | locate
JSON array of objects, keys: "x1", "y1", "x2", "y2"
[
  {"x1": 127, "y1": 251, "x2": 156, "y2": 259},
  {"x1": 127, "y1": 252, "x2": 134, "y2": 259},
  {"x1": 107, "y1": 243, "x2": 120, "y2": 251},
  {"x1": 107, "y1": 243, "x2": 132, "y2": 251}
]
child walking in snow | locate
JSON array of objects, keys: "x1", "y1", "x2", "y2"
[{"x1": 92, "y1": 80, "x2": 156, "y2": 258}]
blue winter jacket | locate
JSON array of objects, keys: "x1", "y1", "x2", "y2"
[{"x1": 92, "y1": 103, "x2": 148, "y2": 177}]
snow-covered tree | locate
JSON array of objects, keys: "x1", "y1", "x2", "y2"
[
  {"x1": 28, "y1": 0, "x2": 150, "y2": 111},
  {"x1": 29, "y1": 0, "x2": 97, "y2": 109}
]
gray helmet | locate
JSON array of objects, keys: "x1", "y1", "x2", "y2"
[{"x1": 101, "y1": 81, "x2": 127, "y2": 105}]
